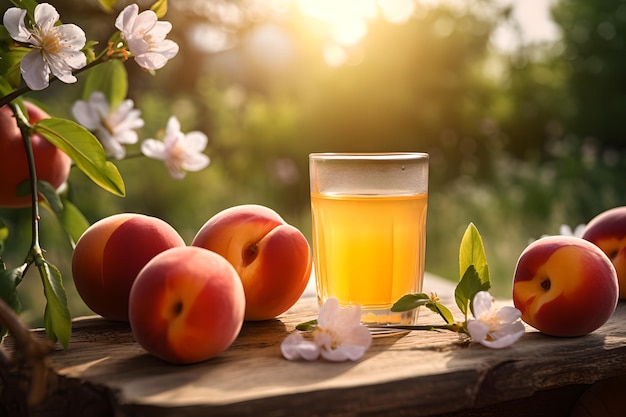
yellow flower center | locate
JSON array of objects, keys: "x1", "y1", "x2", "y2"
[{"x1": 41, "y1": 32, "x2": 63, "y2": 54}]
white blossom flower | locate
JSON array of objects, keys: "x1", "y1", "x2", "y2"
[
  {"x1": 540, "y1": 223, "x2": 586, "y2": 240},
  {"x1": 559, "y1": 224, "x2": 586, "y2": 238},
  {"x1": 3, "y1": 3, "x2": 86, "y2": 90},
  {"x1": 114, "y1": 4, "x2": 179, "y2": 71},
  {"x1": 280, "y1": 333, "x2": 321, "y2": 361},
  {"x1": 141, "y1": 116, "x2": 210, "y2": 180},
  {"x1": 281, "y1": 297, "x2": 372, "y2": 362},
  {"x1": 467, "y1": 291, "x2": 525, "y2": 349},
  {"x1": 72, "y1": 92, "x2": 144, "y2": 160}
]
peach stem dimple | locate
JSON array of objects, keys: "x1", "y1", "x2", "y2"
[
  {"x1": 172, "y1": 301, "x2": 183, "y2": 317},
  {"x1": 242, "y1": 243, "x2": 259, "y2": 266}
]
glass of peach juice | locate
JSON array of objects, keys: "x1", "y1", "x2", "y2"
[{"x1": 309, "y1": 153, "x2": 429, "y2": 331}]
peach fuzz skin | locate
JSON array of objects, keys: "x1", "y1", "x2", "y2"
[
  {"x1": 191, "y1": 204, "x2": 312, "y2": 321},
  {"x1": 129, "y1": 246, "x2": 245, "y2": 364},
  {"x1": 0, "y1": 102, "x2": 72, "y2": 207},
  {"x1": 513, "y1": 236, "x2": 618, "y2": 337},
  {"x1": 582, "y1": 206, "x2": 626, "y2": 299},
  {"x1": 72, "y1": 213, "x2": 186, "y2": 322}
]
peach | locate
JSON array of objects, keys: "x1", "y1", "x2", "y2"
[
  {"x1": 582, "y1": 206, "x2": 626, "y2": 299},
  {"x1": 512, "y1": 236, "x2": 618, "y2": 337},
  {"x1": 72, "y1": 213, "x2": 186, "y2": 321},
  {"x1": 191, "y1": 204, "x2": 312, "y2": 321},
  {"x1": 129, "y1": 246, "x2": 245, "y2": 364},
  {"x1": 0, "y1": 102, "x2": 72, "y2": 207}
]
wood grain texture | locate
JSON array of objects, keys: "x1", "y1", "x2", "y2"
[{"x1": 2, "y1": 273, "x2": 626, "y2": 417}]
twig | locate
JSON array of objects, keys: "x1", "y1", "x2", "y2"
[{"x1": 0, "y1": 296, "x2": 54, "y2": 407}]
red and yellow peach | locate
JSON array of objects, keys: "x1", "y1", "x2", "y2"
[
  {"x1": 0, "y1": 102, "x2": 72, "y2": 207},
  {"x1": 512, "y1": 235, "x2": 618, "y2": 337},
  {"x1": 129, "y1": 246, "x2": 245, "y2": 364},
  {"x1": 191, "y1": 204, "x2": 312, "y2": 321},
  {"x1": 71, "y1": 213, "x2": 186, "y2": 321},
  {"x1": 582, "y1": 206, "x2": 626, "y2": 299}
]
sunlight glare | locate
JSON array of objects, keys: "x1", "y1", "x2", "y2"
[
  {"x1": 296, "y1": 0, "x2": 378, "y2": 45},
  {"x1": 323, "y1": 44, "x2": 347, "y2": 67},
  {"x1": 377, "y1": 0, "x2": 416, "y2": 25}
]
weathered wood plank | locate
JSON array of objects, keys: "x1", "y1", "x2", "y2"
[{"x1": 2, "y1": 273, "x2": 626, "y2": 417}]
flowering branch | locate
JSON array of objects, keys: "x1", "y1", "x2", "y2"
[
  {"x1": 0, "y1": 0, "x2": 210, "y2": 349},
  {"x1": 0, "y1": 57, "x2": 106, "y2": 108},
  {"x1": 285, "y1": 223, "x2": 525, "y2": 361},
  {"x1": 384, "y1": 224, "x2": 525, "y2": 348},
  {"x1": 5, "y1": 102, "x2": 72, "y2": 348}
]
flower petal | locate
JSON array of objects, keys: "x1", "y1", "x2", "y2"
[
  {"x1": 338, "y1": 326, "x2": 372, "y2": 356},
  {"x1": 478, "y1": 321, "x2": 525, "y2": 349},
  {"x1": 156, "y1": 39, "x2": 180, "y2": 59},
  {"x1": 71, "y1": 101, "x2": 100, "y2": 129},
  {"x1": 46, "y1": 54, "x2": 78, "y2": 84},
  {"x1": 495, "y1": 306, "x2": 522, "y2": 324},
  {"x1": 98, "y1": 131, "x2": 127, "y2": 160},
  {"x1": 573, "y1": 224, "x2": 586, "y2": 238},
  {"x1": 115, "y1": 5, "x2": 178, "y2": 71},
  {"x1": 57, "y1": 24, "x2": 88, "y2": 50},
  {"x1": 472, "y1": 291, "x2": 493, "y2": 318},
  {"x1": 467, "y1": 319, "x2": 489, "y2": 343},
  {"x1": 134, "y1": 52, "x2": 169, "y2": 71},
  {"x1": 21, "y1": 50, "x2": 50, "y2": 90},
  {"x1": 180, "y1": 153, "x2": 210, "y2": 172},
  {"x1": 114, "y1": 129, "x2": 139, "y2": 146},
  {"x1": 115, "y1": 4, "x2": 139, "y2": 34},
  {"x1": 165, "y1": 162, "x2": 187, "y2": 180},
  {"x1": 181, "y1": 131, "x2": 208, "y2": 152},
  {"x1": 281, "y1": 333, "x2": 320, "y2": 361},
  {"x1": 165, "y1": 116, "x2": 181, "y2": 136},
  {"x1": 317, "y1": 297, "x2": 341, "y2": 328},
  {"x1": 33, "y1": 3, "x2": 60, "y2": 31},
  {"x1": 73, "y1": 92, "x2": 143, "y2": 158},
  {"x1": 131, "y1": 9, "x2": 158, "y2": 35},
  {"x1": 141, "y1": 139, "x2": 166, "y2": 159},
  {"x1": 321, "y1": 344, "x2": 368, "y2": 362},
  {"x1": 151, "y1": 21, "x2": 174, "y2": 40},
  {"x1": 3, "y1": 8, "x2": 30, "y2": 42}
]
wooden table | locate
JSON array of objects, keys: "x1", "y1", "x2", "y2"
[{"x1": 2, "y1": 273, "x2": 626, "y2": 417}]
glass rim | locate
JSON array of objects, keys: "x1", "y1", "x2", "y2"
[{"x1": 309, "y1": 152, "x2": 428, "y2": 161}]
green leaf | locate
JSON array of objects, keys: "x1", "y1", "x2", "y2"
[
  {"x1": 10, "y1": 0, "x2": 39, "y2": 20},
  {"x1": 150, "y1": 0, "x2": 168, "y2": 18},
  {"x1": 37, "y1": 180, "x2": 64, "y2": 212},
  {"x1": 0, "y1": 266, "x2": 23, "y2": 338},
  {"x1": 0, "y1": 76, "x2": 14, "y2": 98},
  {"x1": 454, "y1": 265, "x2": 491, "y2": 317},
  {"x1": 82, "y1": 40, "x2": 98, "y2": 64},
  {"x1": 38, "y1": 260, "x2": 71, "y2": 349},
  {"x1": 391, "y1": 293, "x2": 430, "y2": 312},
  {"x1": 0, "y1": 221, "x2": 8, "y2": 255},
  {"x1": 459, "y1": 223, "x2": 490, "y2": 287},
  {"x1": 0, "y1": 44, "x2": 29, "y2": 89},
  {"x1": 0, "y1": 266, "x2": 23, "y2": 313},
  {"x1": 295, "y1": 319, "x2": 318, "y2": 331},
  {"x1": 41, "y1": 197, "x2": 90, "y2": 248},
  {"x1": 425, "y1": 300, "x2": 455, "y2": 324},
  {"x1": 97, "y1": 0, "x2": 118, "y2": 12},
  {"x1": 83, "y1": 60, "x2": 128, "y2": 108},
  {"x1": 33, "y1": 118, "x2": 126, "y2": 197}
]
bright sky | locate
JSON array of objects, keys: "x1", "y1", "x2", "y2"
[
  {"x1": 192, "y1": 0, "x2": 562, "y2": 66},
  {"x1": 292, "y1": 0, "x2": 561, "y2": 65},
  {"x1": 491, "y1": 0, "x2": 560, "y2": 51}
]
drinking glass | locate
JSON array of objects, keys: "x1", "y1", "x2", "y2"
[{"x1": 309, "y1": 153, "x2": 429, "y2": 330}]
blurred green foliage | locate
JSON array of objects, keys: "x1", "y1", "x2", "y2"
[{"x1": 2, "y1": 0, "x2": 626, "y2": 324}]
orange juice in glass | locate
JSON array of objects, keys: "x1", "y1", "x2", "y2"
[{"x1": 309, "y1": 153, "x2": 429, "y2": 330}]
